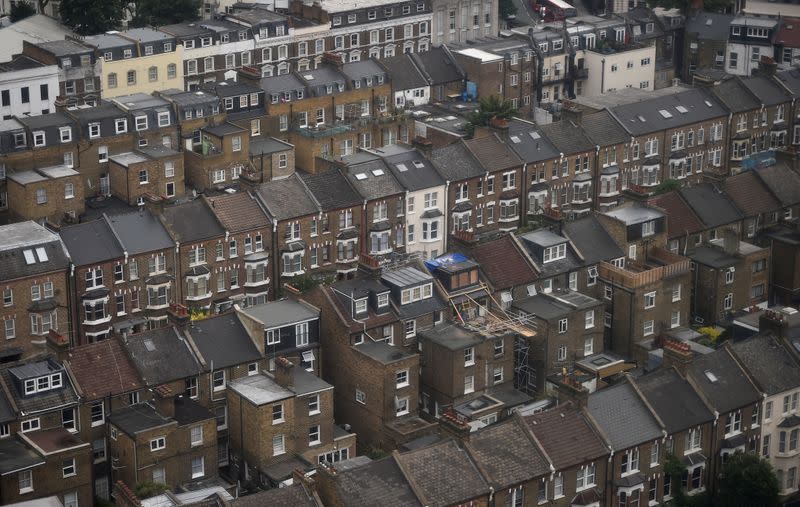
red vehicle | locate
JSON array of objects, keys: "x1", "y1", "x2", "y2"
[{"x1": 532, "y1": 0, "x2": 577, "y2": 21}]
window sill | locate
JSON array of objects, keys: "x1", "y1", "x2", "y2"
[
  {"x1": 309, "y1": 410, "x2": 321, "y2": 416},
  {"x1": 309, "y1": 441, "x2": 322, "y2": 447},
  {"x1": 19, "y1": 488, "x2": 33, "y2": 495}
]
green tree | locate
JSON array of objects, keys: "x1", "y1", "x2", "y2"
[
  {"x1": 59, "y1": 0, "x2": 124, "y2": 35},
  {"x1": 653, "y1": 179, "x2": 681, "y2": 195},
  {"x1": 134, "y1": 481, "x2": 168, "y2": 499},
  {"x1": 130, "y1": 0, "x2": 201, "y2": 27},
  {"x1": 500, "y1": 0, "x2": 517, "y2": 18},
  {"x1": 10, "y1": 0, "x2": 36, "y2": 21},
  {"x1": 468, "y1": 95, "x2": 517, "y2": 127},
  {"x1": 716, "y1": 452, "x2": 779, "y2": 507}
]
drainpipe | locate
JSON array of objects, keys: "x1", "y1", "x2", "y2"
[{"x1": 600, "y1": 58, "x2": 606, "y2": 94}]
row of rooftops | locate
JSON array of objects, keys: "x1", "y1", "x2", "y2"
[{"x1": 686, "y1": 11, "x2": 800, "y2": 46}]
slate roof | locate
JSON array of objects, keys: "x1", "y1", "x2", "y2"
[
  {"x1": 380, "y1": 146, "x2": 445, "y2": 192},
  {"x1": 205, "y1": 192, "x2": 271, "y2": 233},
  {"x1": 230, "y1": 484, "x2": 319, "y2": 507},
  {"x1": 710, "y1": 78, "x2": 759, "y2": 113},
  {"x1": 342, "y1": 155, "x2": 404, "y2": 200},
  {"x1": 0, "y1": 389, "x2": 15, "y2": 424},
  {"x1": 522, "y1": 404, "x2": 608, "y2": 469},
  {"x1": 647, "y1": 191, "x2": 705, "y2": 239},
  {"x1": 1, "y1": 361, "x2": 78, "y2": 416},
  {"x1": 689, "y1": 245, "x2": 739, "y2": 269},
  {"x1": 777, "y1": 68, "x2": 800, "y2": 95},
  {"x1": 394, "y1": 438, "x2": 489, "y2": 507},
  {"x1": 188, "y1": 314, "x2": 261, "y2": 370},
  {"x1": 679, "y1": 183, "x2": 743, "y2": 229},
  {"x1": 380, "y1": 54, "x2": 428, "y2": 90},
  {"x1": 467, "y1": 416, "x2": 550, "y2": 488},
  {"x1": 409, "y1": 47, "x2": 465, "y2": 85},
  {"x1": 563, "y1": 216, "x2": 625, "y2": 265},
  {"x1": 0, "y1": 222, "x2": 69, "y2": 281},
  {"x1": 299, "y1": 169, "x2": 362, "y2": 211},
  {"x1": 108, "y1": 403, "x2": 174, "y2": 435},
  {"x1": 0, "y1": 437, "x2": 44, "y2": 474},
  {"x1": 255, "y1": 173, "x2": 319, "y2": 220},
  {"x1": 124, "y1": 327, "x2": 201, "y2": 387},
  {"x1": 429, "y1": 141, "x2": 484, "y2": 181},
  {"x1": 105, "y1": 210, "x2": 175, "y2": 255},
  {"x1": 65, "y1": 338, "x2": 143, "y2": 401},
  {"x1": 611, "y1": 88, "x2": 727, "y2": 136},
  {"x1": 464, "y1": 133, "x2": 522, "y2": 172},
  {"x1": 687, "y1": 346, "x2": 760, "y2": 414},
  {"x1": 587, "y1": 382, "x2": 662, "y2": 451},
  {"x1": 721, "y1": 171, "x2": 781, "y2": 217},
  {"x1": 755, "y1": 163, "x2": 800, "y2": 207},
  {"x1": 685, "y1": 12, "x2": 734, "y2": 41},
  {"x1": 634, "y1": 368, "x2": 713, "y2": 433},
  {"x1": 173, "y1": 397, "x2": 215, "y2": 426},
  {"x1": 540, "y1": 120, "x2": 595, "y2": 154},
  {"x1": 330, "y1": 456, "x2": 421, "y2": 507},
  {"x1": 239, "y1": 299, "x2": 319, "y2": 329},
  {"x1": 505, "y1": 119, "x2": 560, "y2": 163},
  {"x1": 732, "y1": 334, "x2": 800, "y2": 395},
  {"x1": 741, "y1": 76, "x2": 792, "y2": 106},
  {"x1": 472, "y1": 235, "x2": 537, "y2": 290},
  {"x1": 59, "y1": 218, "x2": 124, "y2": 267},
  {"x1": 580, "y1": 110, "x2": 630, "y2": 146},
  {"x1": 325, "y1": 278, "x2": 398, "y2": 333},
  {"x1": 161, "y1": 199, "x2": 224, "y2": 243}
]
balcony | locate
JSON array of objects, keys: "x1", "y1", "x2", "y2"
[
  {"x1": 293, "y1": 111, "x2": 411, "y2": 139},
  {"x1": 599, "y1": 248, "x2": 690, "y2": 290}
]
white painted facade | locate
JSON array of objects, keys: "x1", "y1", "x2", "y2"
[
  {"x1": 430, "y1": 0, "x2": 498, "y2": 46},
  {"x1": 759, "y1": 389, "x2": 800, "y2": 498},
  {"x1": 0, "y1": 62, "x2": 59, "y2": 118},
  {"x1": 404, "y1": 185, "x2": 446, "y2": 259},
  {"x1": 726, "y1": 41, "x2": 772, "y2": 76},
  {"x1": 581, "y1": 45, "x2": 656, "y2": 96},
  {"x1": 394, "y1": 86, "x2": 429, "y2": 108}
]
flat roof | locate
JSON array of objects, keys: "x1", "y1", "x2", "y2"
[
  {"x1": 110, "y1": 152, "x2": 148, "y2": 167},
  {"x1": 228, "y1": 373, "x2": 294, "y2": 405},
  {"x1": 0, "y1": 221, "x2": 59, "y2": 251},
  {"x1": 454, "y1": 47, "x2": 503, "y2": 62},
  {"x1": 604, "y1": 206, "x2": 663, "y2": 225}
]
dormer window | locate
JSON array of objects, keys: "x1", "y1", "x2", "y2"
[
  {"x1": 22, "y1": 372, "x2": 62, "y2": 396},
  {"x1": 400, "y1": 283, "x2": 433, "y2": 304},
  {"x1": 377, "y1": 292, "x2": 389, "y2": 308},
  {"x1": 355, "y1": 298, "x2": 367, "y2": 314},
  {"x1": 543, "y1": 243, "x2": 566, "y2": 263},
  {"x1": 642, "y1": 220, "x2": 655, "y2": 237}
]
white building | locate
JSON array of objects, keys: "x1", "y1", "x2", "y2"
[
  {"x1": 430, "y1": 0, "x2": 499, "y2": 46},
  {"x1": 581, "y1": 44, "x2": 656, "y2": 96},
  {"x1": 726, "y1": 16, "x2": 779, "y2": 77},
  {"x1": 0, "y1": 55, "x2": 58, "y2": 119}
]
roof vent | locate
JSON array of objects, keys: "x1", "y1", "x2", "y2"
[
  {"x1": 781, "y1": 307, "x2": 799, "y2": 315},
  {"x1": 704, "y1": 370, "x2": 718, "y2": 383},
  {"x1": 704, "y1": 100, "x2": 713, "y2": 107}
]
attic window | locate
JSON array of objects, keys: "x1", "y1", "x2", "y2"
[
  {"x1": 659, "y1": 109, "x2": 673, "y2": 119},
  {"x1": 372, "y1": 169, "x2": 384, "y2": 176},
  {"x1": 396, "y1": 163, "x2": 408, "y2": 172},
  {"x1": 377, "y1": 292, "x2": 389, "y2": 307},
  {"x1": 144, "y1": 339, "x2": 156, "y2": 352},
  {"x1": 510, "y1": 135, "x2": 521, "y2": 143},
  {"x1": 355, "y1": 173, "x2": 367, "y2": 180},
  {"x1": 704, "y1": 100, "x2": 713, "y2": 107},
  {"x1": 529, "y1": 131, "x2": 541, "y2": 139},
  {"x1": 355, "y1": 299, "x2": 368, "y2": 314},
  {"x1": 676, "y1": 105, "x2": 689, "y2": 114},
  {"x1": 704, "y1": 370, "x2": 718, "y2": 383},
  {"x1": 413, "y1": 161, "x2": 425, "y2": 168},
  {"x1": 23, "y1": 250, "x2": 36, "y2": 265}
]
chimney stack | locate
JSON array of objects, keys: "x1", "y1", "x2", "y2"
[
  {"x1": 153, "y1": 385, "x2": 176, "y2": 418},
  {"x1": 167, "y1": 303, "x2": 191, "y2": 331},
  {"x1": 547, "y1": 368, "x2": 589, "y2": 407},
  {"x1": 662, "y1": 339, "x2": 693, "y2": 375},
  {"x1": 438, "y1": 409, "x2": 472, "y2": 442},
  {"x1": 274, "y1": 356, "x2": 295, "y2": 388},
  {"x1": 760, "y1": 309, "x2": 789, "y2": 338},
  {"x1": 722, "y1": 228, "x2": 740, "y2": 255}
]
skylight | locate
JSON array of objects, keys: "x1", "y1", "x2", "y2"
[
  {"x1": 371, "y1": 169, "x2": 384, "y2": 176},
  {"x1": 396, "y1": 163, "x2": 408, "y2": 172},
  {"x1": 355, "y1": 173, "x2": 367, "y2": 180},
  {"x1": 144, "y1": 339, "x2": 156, "y2": 352},
  {"x1": 23, "y1": 250, "x2": 36, "y2": 265},
  {"x1": 704, "y1": 100, "x2": 713, "y2": 107},
  {"x1": 413, "y1": 161, "x2": 425, "y2": 168},
  {"x1": 510, "y1": 135, "x2": 521, "y2": 143},
  {"x1": 675, "y1": 105, "x2": 688, "y2": 114},
  {"x1": 659, "y1": 109, "x2": 673, "y2": 119},
  {"x1": 637, "y1": 115, "x2": 646, "y2": 122},
  {"x1": 704, "y1": 370, "x2": 718, "y2": 383},
  {"x1": 529, "y1": 131, "x2": 541, "y2": 139},
  {"x1": 35, "y1": 247, "x2": 48, "y2": 262}
]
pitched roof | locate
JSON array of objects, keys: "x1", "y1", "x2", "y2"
[
  {"x1": 1, "y1": 360, "x2": 78, "y2": 416},
  {"x1": 721, "y1": 171, "x2": 782, "y2": 218},
  {"x1": 188, "y1": 314, "x2": 262, "y2": 370},
  {"x1": 505, "y1": 119, "x2": 560, "y2": 163},
  {"x1": 105, "y1": 210, "x2": 175, "y2": 255},
  {"x1": 332, "y1": 456, "x2": 421, "y2": 507},
  {"x1": 341, "y1": 155, "x2": 405, "y2": 200},
  {"x1": 732, "y1": 334, "x2": 800, "y2": 396},
  {"x1": 299, "y1": 169, "x2": 362, "y2": 211},
  {"x1": 59, "y1": 217, "x2": 124, "y2": 266},
  {"x1": 160, "y1": 198, "x2": 225, "y2": 243},
  {"x1": 611, "y1": 88, "x2": 727, "y2": 136},
  {"x1": 231, "y1": 484, "x2": 319, "y2": 507},
  {"x1": 679, "y1": 183, "x2": 743, "y2": 229},
  {"x1": 255, "y1": 173, "x2": 319, "y2": 220},
  {"x1": 429, "y1": 141, "x2": 485, "y2": 182},
  {"x1": 395, "y1": 439, "x2": 489, "y2": 507},
  {"x1": 379, "y1": 54, "x2": 428, "y2": 91},
  {"x1": 464, "y1": 133, "x2": 522, "y2": 172},
  {"x1": 0, "y1": 222, "x2": 69, "y2": 281},
  {"x1": 108, "y1": 402, "x2": 173, "y2": 435},
  {"x1": 467, "y1": 416, "x2": 550, "y2": 488},
  {"x1": 563, "y1": 215, "x2": 625, "y2": 265},
  {"x1": 522, "y1": 404, "x2": 608, "y2": 469},
  {"x1": 540, "y1": 120, "x2": 595, "y2": 154},
  {"x1": 648, "y1": 191, "x2": 705, "y2": 239},
  {"x1": 472, "y1": 235, "x2": 537, "y2": 290},
  {"x1": 65, "y1": 338, "x2": 143, "y2": 401},
  {"x1": 580, "y1": 110, "x2": 630, "y2": 147},
  {"x1": 710, "y1": 78, "x2": 759, "y2": 113},
  {"x1": 587, "y1": 381, "x2": 662, "y2": 451},
  {"x1": 685, "y1": 12, "x2": 734, "y2": 40},
  {"x1": 741, "y1": 75, "x2": 792, "y2": 106},
  {"x1": 755, "y1": 163, "x2": 800, "y2": 207},
  {"x1": 124, "y1": 326, "x2": 201, "y2": 386},
  {"x1": 634, "y1": 368, "x2": 714, "y2": 433},
  {"x1": 205, "y1": 192, "x2": 271, "y2": 233},
  {"x1": 409, "y1": 47, "x2": 465, "y2": 85},
  {"x1": 380, "y1": 146, "x2": 445, "y2": 192},
  {"x1": 687, "y1": 346, "x2": 761, "y2": 414},
  {"x1": 0, "y1": 437, "x2": 44, "y2": 474}
]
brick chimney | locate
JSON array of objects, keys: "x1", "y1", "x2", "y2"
[
  {"x1": 438, "y1": 408, "x2": 472, "y2": 442},
  {"x1": 547, "y1": 368, "x2": 589, "y2": 408},
  {"x1": 167, "y1": 303, "x2": 190, "y2": 331},
  {"x1": 46, "y1": 329, "x2": 71, "y2": 360},
  {"x1": 274, "y1": 356, "x2": 295, "y2": 388},
  {"x1": 662, "y1": 339, "x2": 693, "y2": 375},
  {"x1": 412, "y1": 136, "x2": 433, "y2": 157},
  {"x1": 153, "y1": 385, "x2": 175, "y2": 419},
  {"x1": 113, "y1": 481, "x2": 142, "y2": 507},
  {"x1": 357, "y1": 253, "x2": 383, "y2": 279},
  {"x1": 760, "y1": 309, "x2": 789, "y2": 338},
  {"x1": 722, "y1": 228, "x2": 740, "y2": 256}
]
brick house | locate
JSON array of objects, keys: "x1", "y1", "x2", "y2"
[
  {"x1": 109, "y1": 145, "x2": 184, "y2": 205},
  {"x1": 679, "y1": 182, "x2": 745, "y2": 244},
  {"x1": 721, "y1": 171, "x2": 783, "y2": 241},
  {"x1": 226, "y1": 360, "x2": 356, "y2": 487},
  {"x1": 632, "y1": 349, "x2": 716, "y2": 498},
  {"x1": 299, "y1": 169, "x2": 364, "y2": 277},
  {"x1": 562, "y1": 215, "x2": 627, "y2": 303},
  {"x1": 579, "y1": 110, "x2": 631, "y2": 212},
  {"x1": 6, "y1": 165, "x2": 84, "y2": 224},
  {"x1": 205, "y1": 191, "x2": 274, "y2": 309},
  {"x1": 609, "y1": 88, "x2": 728, "y2": 195},
  {"x1": 0, "y1": 222, "x2": 69, "y2": 361},
  {"x1": 587, "y1": 380, "x2": 666, "y2": 507},
  {"x1": 249, "y1": 137, "x2": 295, "y2": 182},
  {"x1": 63, "y1": 338, "x2": 145, "y2": 502},
  {"x1": 109, "y1": 93, "x2": 179, "y2": 151},
  {"x1": 511, "y1": 291, "x2": 605, "y2": 392},
  {"x1": 597, "y1": 204, "x2": 669, "y2": 263},
  {"x1": 59, "y1": 210, "x2": 177, "y2": 343},
  {"x1": 470, "y1": 233, "x2": 539, "y2": 304},
  {"x1": 107, "y1": 398, "x2": 217, "y2": 492},
  {"x1": 682, "y1": 13, "x2": 733, "y2": 81},
  {"x1": 522, "y1": 403, "x2": 610, "y2": 506},
  {"x1": 304, "y1": 276, "x2": 435, "y2": 450},
  {"x1": 502, "y1": 119, "x2": 560, "y2": 220},
  {"x1": 753, "y1": 162, "x2": 800, "y2": 225},
  {"x1": 689, "y1": 235, "x2": 770, "y2": 325},
  {"x1": 157, "y1": 89, "x2": 224, "y2": 154},
  {"x1": 517, "y1": 229, "x2": 588, "y2": 296},
  {"x1": 647, "y1": 190, "x2": 708, "y2": 256},
  {"x1": 184, "y1": 122, "x2": 254, "y2": 192}
]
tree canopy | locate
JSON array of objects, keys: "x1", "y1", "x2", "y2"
[
  {"x1": 468, "y1": 95, "x2": 518, "y2": 127},
  {"x1": 716, "y1": 452, "x2": 779, "y2": 507},
  {"x1": 59, "y1": 0, "x2": 125, "y2": 35},
  {"x1": 130, "y1": 0, "x2": 201, "y2": 28},
  {"x1": 500, "y1": 0, "x2": 517, "y2": 19},
  {"x1": 10, "y1": 0, "x2": 36, "y2": 22}
]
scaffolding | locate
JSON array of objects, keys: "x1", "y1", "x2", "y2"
[{"x1": 448, "y1": 287, "x2": 538, "y2": 395}]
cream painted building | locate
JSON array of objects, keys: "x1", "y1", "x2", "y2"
[{"x1": 582, "y1": 44, "x2": 656, "y2": 96}]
